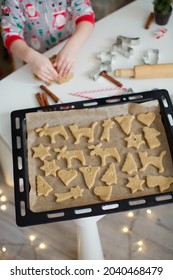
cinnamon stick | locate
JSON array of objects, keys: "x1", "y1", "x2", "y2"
[
  {"x1": 36, "y1": 92, "x2": 46, "y2": 107},
  {"x1": 100, "y1": 71, "x2": 123, "y2": 88},
  {"x1": 145, "y1": 12, "x2": 154, "y2": 29},
  {"x1": 40, "y1": 84, "x2": 59, "y2": 103},
  {"x1": 42, "y1": 93, "x2": 50, "y2": 106}
]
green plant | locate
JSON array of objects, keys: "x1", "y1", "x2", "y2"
[{"x1": 153, "y1": 0, "x2": 173, "y2": 14}]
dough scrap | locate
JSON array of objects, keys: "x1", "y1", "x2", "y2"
[
  {"x1": 94, "y1": 185, "x2": 113, "y2": 201},
  {"x1": 55, "y1": 186, "x2": 84, "y2": 202},
  {"x1": 124, "y1": 133, "x2": 145, "y2": 149},
  {"x1": 146, "y1": 175, "x2": 173, "y2": 192},
  {"x1": 121, "y1": 152, "x2": 138, "y2": 175},
  {"x1": 139, "y1": 151, "x2": 166, "y2": 173},
  {"x1": 40, "y1": 160, "x2": 59, "y2": 177},
  {"x1": 137, "y1": 112, "x2": 156, "y2": 127},
  {"x1": 36, "y1": 175, "x2": 53, "y2": 196},
  {"x1": 115, "y1": 115, "x2": 135, "y2": 135},
  {"x1": 79, "y1": 166, "x2": 100, "y2": 189},
  {"x1": 58, "y1": 169, "x2": 78, "y2": 186},
  {"x1": 125, "y1": 175, "x2": 145, "y2": 193},
  {"x1": 32, "y1": 144, "x2": 51, "y2": 161},
  {"x1": 55, "y1": 72, "x2": 73, "y2": 84},
  {"x1": 100, "y1": 119, "x2": 114, "y2": 141},
  {"x1": 69, "y1": 122, "x2": 98, "y2": 144},
  {"x1": 143, "y1": 127, "x2": 161, "y2": 149},
  {"x1": 101, "y1": 163, "x2": 117, "y2": 185},
  {"x1": 35, "y1": 123, "x2": 68, "y2": 144}
]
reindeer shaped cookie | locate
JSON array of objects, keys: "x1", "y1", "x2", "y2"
[
  {"x1": 54, "y1": 146, "x2": 86, "y2": 168},
  {"x1": 35, "y1": 123, "x2": 68, "y2": 144},
  {"x1": 88, "y1": 143, "x2": 120, "y2": 166},
  {"x1": 69, "y1": 122, "x2": 98, "y2": 144}
]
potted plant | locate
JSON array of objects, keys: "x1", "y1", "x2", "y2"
[{"x1": 153, "y1": 0, "x2": 173, "y2": 25}]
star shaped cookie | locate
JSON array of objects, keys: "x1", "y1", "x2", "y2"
[
  {"x1": 40, "y1": 160, "x2": 59, "y2": 177},
  {"x1": 125, "y1": 175, "x2": 145, "y2": 193},
  {"x1": 124, "y1": 133, "x2": 145, "y2": 149},
  {"x1": 32, "y1": 144, "x2": 51, "y2": 161}
]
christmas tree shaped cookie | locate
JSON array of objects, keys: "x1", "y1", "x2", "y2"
[
  {"x1": 79, "y1": 166, "x2": 100, "y2": 189},
  {"x1": 36, "y1": 175, "x2": 53, "y2": 197},
  {"x1": 101, "y1": 163, "x2": 117, "y2": 185},
  {"x1": 121, "y1": 153, "x2": 137, "y2": 175}
]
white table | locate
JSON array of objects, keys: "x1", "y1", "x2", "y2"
[{"x1": 0, "y1": 0, "x2": 173, "y2": 259}]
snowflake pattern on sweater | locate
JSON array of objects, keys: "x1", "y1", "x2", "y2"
[{"x1": 1, "y1": 0, "x2": 95, "y2": 53}]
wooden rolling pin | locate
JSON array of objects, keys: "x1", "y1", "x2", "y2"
[{"x1": 114, "y1": 64, "x2": 173, "y2": 79}]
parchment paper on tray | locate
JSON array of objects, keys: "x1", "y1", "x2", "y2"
[{"x1": 26, "y1": 100, "x2": 173, "y2": 213}]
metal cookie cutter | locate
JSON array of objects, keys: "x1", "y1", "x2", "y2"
[
  {"x1": 142, "y1": 49, "x2": 159, "y2": 64},
  {"x1": 96, "y1": 51, "x2": 116, "y2": 67},
  {"x1": 113, "y1": 35, "x2": 140, "y2": 58}
]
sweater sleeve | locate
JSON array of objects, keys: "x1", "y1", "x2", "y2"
[
  {"x1": 1, "y1": 0, "x2": 25, "y2": 52},
  {"x1": 70, "y1": 0, "x2": 95, "y2": 25}
]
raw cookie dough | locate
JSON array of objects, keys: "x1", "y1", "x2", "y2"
[
  {"x1": 101, "y1": 163, "x2": 117, "y2": 185},
  {"x1": 146, "y1": 175, "x2": 173, "y2": 192},
  {"x1": 35, "y1": 123, "x2": 68, "y2": 144},
  {"x1": 94, "y1": 185, "x2": 113, "y2": 201},
  {"x1": 137, "y1": 112, "x2": 156, "y2": 127},
  {"x1": 125, "y1": 175, "x2": 145, "y2": 194},
  {"x1": 36, "y1": 175, "x2": 53, "y2": 196},
  {"x1": 121, "y1": 152, "x2": 138, "y2": 175},
  {"x1": 69, "y1": 122, "x2": 98, "y2": 144},
  {"x1": 40, "y1": 160, "x2": 59, "y2": 177},
  {"x1": 143, "y1": 127, "x2": 161, "y2": 149},
  {"x1": 79, "y1": 166, "x2": 100, "y2": 189},
  {"x1": 115, "y1": 115, "x2": 135, "y2": 135},
  {"x1": 55, "y1": 186, "x2": 84, "y2": 202},
  {"x1": 32, "y1": 144, "x2": 51, "y2": 161},
  {"x1": 124, "y1": 133, "x2": 145, "y2": 149},
  {"x1": 58, "y1": 169, "x2": 78, "y2": 186},
  {"x1": 139, "y1": 151, "x2": 166, "y2": 173}
]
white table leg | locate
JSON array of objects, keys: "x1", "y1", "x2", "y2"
[
  {"x1": 75, "y1": 215, "x2": 104, "y2": 260},
  {"x1": 0, "y1": 136, "x2": 13, "y2": 187}
]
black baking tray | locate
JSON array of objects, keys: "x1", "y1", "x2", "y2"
[{"x1": 11, "y1": 89, "x2": 173, "y2": 227}]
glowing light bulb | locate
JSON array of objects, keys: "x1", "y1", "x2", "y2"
[
  {"x1": 137, "y1": 240, "x2": 143, "y2": 246},
  {"x1": 29, "y1": 235, "x2": 36, "y2": 242},
  {"x1": 138, "y1": 247, "x2": 143, "y2": 252},
  {"x1": 122, "y1": 226, "x2": 129, "y2": 233},
  {"x1": 2, "y1": 246, "x2": 7, "y2": 252},
  {"x1": 0, "y1": 204, "x2": 7, "y2": 211},
  {"x1": 38, "y1": 243, "x2": 46, "y2": 250},
  {"x1": 0, "y1": 195, "x2": 7, "y2": 202},
  {"x1": 146, "y1": 209, "x2": 152, "y2": 215},
  {"x1": 127, "y1": 212, "x2": 134, "y2": 218}
]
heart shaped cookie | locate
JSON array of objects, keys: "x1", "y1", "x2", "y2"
[
  {"x1": 58, "y1": 169, "x2": 78, "y2": 186},
  {"x1": 137, "y1": 112, "x2": 156, "y2": 127}
]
